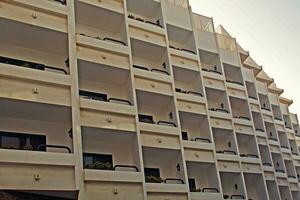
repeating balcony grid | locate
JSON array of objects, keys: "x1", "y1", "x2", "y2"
[{"x1": 0, "y1": 0, "x2": 299, "y2": 199}]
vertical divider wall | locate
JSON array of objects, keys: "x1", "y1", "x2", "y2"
[
  {"x1": 187, "y1": 3, "x2": 224, "y2": 197},
  {"x1": 123, "y1": 0, "x2": 148, "y2": 198},
  {"x1": 67, "y1": 0, "x2": 84, "y2": 191}
]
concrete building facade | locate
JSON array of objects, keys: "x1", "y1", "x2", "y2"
[{"x1": 0, "y1": 0, "x2": 300, "y2": 199}]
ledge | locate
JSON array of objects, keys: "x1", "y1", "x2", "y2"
[
  {"x1": 80, "y1": 98, "x2": 137, "y2": 116},
  {"x1": 0, "y1": 149, "x2": 75, "y2": 166},
  {"x1": 139, "y1": 122, "x2": 180, "y2": 136},
  {"x1": 146, "y1": 183, "x2": 189, "y2": 193},
  {"x1": 0, "y1": 63, "x2": 71, "y2": 87},
  {"x1": 84, "y1": 170, "x2": 143, "y2": 183},
  {"x1": 182, "y1": 141, "x2": 214, "y2": 151}
]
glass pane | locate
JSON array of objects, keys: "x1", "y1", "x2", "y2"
[{"x1": 1, "y1": 136, "x2": 20, "y2": 149}]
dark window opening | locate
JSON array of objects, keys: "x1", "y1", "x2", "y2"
[
  {"x1": 83, "y1": 153, "x2": 113, "y2": 170},
  {"x1": 0, "y1": 131, "x2": 46, "y2": 151}
]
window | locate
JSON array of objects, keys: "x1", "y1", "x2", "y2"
[
  {"x1": 181, "y1": 131, "x2": 188, "y2": 140},
  {"x1": 188, "y1": 178, "x2": 196, "y2": 192},
  {"x1": 144, "y1": 167, "x2": 163, "y2": 183},
  {"x1": 144, "y1": 167, "x2": 160, "y2": 178},
  {"x1": 138, "y1": 114, "x2": 154, "y2": 124},
  {"x1": 83, "y1": 153, "x2": 113, "y2": 170},
  {"x1": 0, "y1": 132, "x2": 46, "y2": 151},
  {"x1": 79, "y1": 90, "x2": 108, "y2": 102}
]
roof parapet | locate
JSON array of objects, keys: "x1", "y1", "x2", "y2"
[
  {"x1": 268, "y1": 82, "x2": 284, "y2": 95},
  {"x1": 243, "y1": 56, "x2": 262, "y2": 76},
  {"x1": 256, "y1": 69, "x2": 274, "y2": 86},
  {"x1": 279, "y1": 96, "x2": 293, "y2": 106}
]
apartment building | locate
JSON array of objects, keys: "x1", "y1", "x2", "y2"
[{"x1": 0, "y1": 0, "x2": 299, "y2": 199}]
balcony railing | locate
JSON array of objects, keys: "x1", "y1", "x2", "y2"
[
  {"x1": 167, "y1": 0, "x2": 188, "y2": 8},
  {"x1": 193, "y1": 14, "x2": 214, "y2": 33},
  {"x1": 216, "y1": 34, "x2": 237, "y2": 51}
]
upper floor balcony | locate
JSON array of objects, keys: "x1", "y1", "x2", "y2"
[
  {"x1": 75, "y1": 0, "x2": 128, "y2": 49},
  {"x1": 127, "y1": 0, "x2": 165, "y2": 32},
  {"x1": 216, "y1": 31, "x2": 240, "y2": 67},
  {"x1": 0, "y1": 98, "x2": 74, "y2": 191},
  {"x1": 193, "y1": 14, "x2": 218, "y2": 53},
  {"x1": 164, "y1": 0, "x2": 192, "y2": 30}
]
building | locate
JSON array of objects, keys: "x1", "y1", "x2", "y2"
[{"x1": 0, "y1": 0, "x2": 299, "y2": 199}]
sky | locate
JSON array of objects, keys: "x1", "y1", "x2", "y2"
[{"x1": 190, "y1": 0, "x2": 300, "y2": 115}]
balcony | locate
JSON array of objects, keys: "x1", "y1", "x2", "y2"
[
  {"x1": 293, "y1": 124, "x2": 300, "y2": 137},
  {"x1": 284, "y1": 160, "x2": 297, "y2": 180},
  {"x1": 290, "y1": 112, "x2": 299, "y2": 125},
  {"x1": 75, "y1": 0, "x2": 127, "y2": 48},
  {"x1": 252, "y1": 112, "x2": 265, "y2": 134},
  {"x1": 283, "y1": 114, "x2": 292, "y2": 130},
  {"x1": 136, "y1": 90, "x2": 178, "y2": 134},
  {"x1": 278, "y1": 131, "x2": 290, "y2": 151},
  {"x1": 292, "y1": 191, "x2": 300, "y2": 200},
  {"x1": 265, "y1": 122, "x2": 279, "y2": 143},
  {"x1": 179, "y1": 112, "x2": 212, "y2": 147},
  {"x1": 187, "y1": 162, "x2": 222, "y2": 199},
  {"x1": 236, "y1": 134, "x2": 259, "y2": 160},
  {"x1": 230, "y1": 97, "x2": 251, "y2": 124},
  {"x1": 143, "y1": 147, "x2": 188, "y2": 193},
  {"x1": 78, "y1": 59, "x2": 134, "y2": 110},
  {"x1": 259, "y1": 144, "x2": 273, "y2": 170},
  {"x1": 127, "y1": 0, "x2": 163, "y2": 29},
  {"x1": 272, "y1": 105, "x2": 283, "y2": 122},
  {"x1": 173, "y1": 66, "x2": 204, "y2": 100},
  {"x1": 280, "y1": 99, "x2": 290, "y2": 115},
  {"x1": 266, "y1": 180, "x2": 281, "y2": 200},
  {"x1": 279, "y1": 185, "x2": 293, "y2": 200},
  {"x1": 289, "y1": 139, "x2": 299, "y2": 156},
  {"x1": 131, "y1": 39, "x2": 170, "y2": 79},
  {"x1": 244, "y1": 173, "x2": 269, "y2": 200},
  {"x1": 167, "y1": 24, "x2": 197, "y2": 59},
  {"x1": 219, "y1": 172, "x2": 246, "y2": 199},
  {"x1": 206, "y1": 88, "x2": 230, "y2": 117},
  {"x1": 216, "y1": 33, "x2": 239, "y2": 66},
  {"x1": 0, "y1": 18, "x2": 69, "y2": 77},
  {"x1": 164, "y1": 0, "x2": 191, "y2": 30},
  {"x1": 199, "y1": 49, "x2": 223, "y2": 77},
  {"x1": 212, "y1": 128, "x2": 238, "y2": 159},
  {"x1": 0, "y1": 99, "x2": 74, "y2": 190},
  {"x1": 271, "y1": 153, "x2": 286, "y2": 175},
  {"x1": 258, "y1": 94, "x2": 272, "y2": 113},
  {"x1": 246, "y1": 81, "x2": 258, "y2": 101},
  {"x1": 0, "y1": 99, "x2": 72, "y2": 153},
  {"x1": 82, "y1": 127, "x2": 142, "y2": 182},
  {"x1": 224, "y1": 63, "x2": 244, "y2": 88},
  {"x1": 193, "y1": 14, "x2": 218, "y2": 53},
  {"x1": 242, "y1": 67, "x2": 255, "y2": 83}
]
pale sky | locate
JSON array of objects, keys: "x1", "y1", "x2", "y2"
[{"x1": 190, "y1": 0, "x2": 300, "y2": 115}]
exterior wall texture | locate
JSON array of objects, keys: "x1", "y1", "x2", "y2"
[{"x1": 0, "y1": 0, "x2": 299, "y2": 199}]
